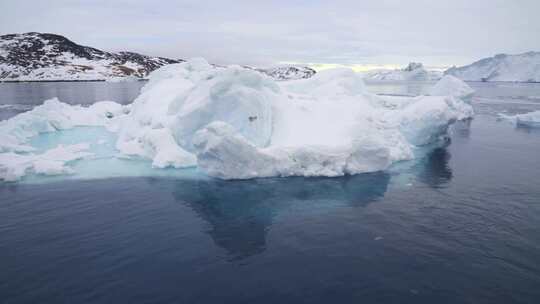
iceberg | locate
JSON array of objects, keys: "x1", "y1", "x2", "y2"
[
  {"x1": 429, "y1": 75, "x2": 475, "y2": 102},
  {"x1": 0, "y1": 144, "x2": 92, "y2": 182},
  {"x1": 363, "y1": 62, "x2": 443, "y2": 81},
  {"x1": 0, "y1": 98, "x2": 130, "y2": 181},
  {"x1": 499, "y1": 110, "x2": 540, "y2": 128},
  {"x1": 0, "y1": 98, "x2": 129, "y2": 153},
  {"x1": 115, "y1": 58, "x2": 277, "y2": 168},
  {"x1": 445, "y1": 52, "x2": 540, "y2": 82},
  {"x1": 0, "y1": 58, "x2": 475, "y2": 181}
]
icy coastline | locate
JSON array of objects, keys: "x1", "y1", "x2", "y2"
[{"x1": 0, "y1": 59, "x2": 474, "y2": 181}]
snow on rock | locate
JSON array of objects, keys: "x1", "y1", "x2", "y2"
[
  {"x1": 363, "y1": 62, "x2": 443, "y2": 81},
  {"x1": 0, "y1": 32, "x2": 183, "y2": 81},
  {"x1": 0, "y1": 32, "x2": 316, "y2": 82},
  {"x1": 0, "y1": 58, "x2": 475, "y2": 181},
  {"x1": 257, "y1": 66, "x2": 316, "y2": 81},
  {"x1": 445, "y1": 52, "x2": 540, "y2": 82},
  {"x1": 499, "y1": 110, "x2": 540, "y2": 128}
]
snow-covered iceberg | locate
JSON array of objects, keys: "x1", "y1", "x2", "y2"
[
  {"x1": 363, "y1": 62, "x2": 443, "y2": 81},
  {"x1": 0, "y1": 58, "x2": 474, "y2": 181},
  {"x1": 445, "y1": 52, "x2": 540, "y2": 82}
]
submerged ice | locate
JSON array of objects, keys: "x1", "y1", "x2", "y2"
[{"x1": 0, "y1": 59, "x2": 474, "y2": 181}]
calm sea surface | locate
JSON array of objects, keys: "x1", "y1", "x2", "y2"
[{"x1": 1, "y1": 80, "x2": 540, "y2": 303}]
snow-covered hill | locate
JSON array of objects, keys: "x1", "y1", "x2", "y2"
[
  {"x1": 363, "y1": 62, "x2": 442, "y2": 81},
  {"x1": 0, "y1": 32, "x2": 317, "y2": 82},
  {"x1": 0, "y1": 32, "x2": 184, "y2": 81},
  {"x1": 445, "y1": 52, "x2": 540, "y2": 82},
  {"x1": 256, "y1": 66, "x2": 316, "y2": 81}
]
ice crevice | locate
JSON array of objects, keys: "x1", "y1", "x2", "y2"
[{"x1": 0, "y1": 58, "x2": 475, "y2": 181}]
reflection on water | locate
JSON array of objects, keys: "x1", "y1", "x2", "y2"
[
  {"x1": 417, "y1": 147, "x2": 453, "y2": 188},
  {"x1": 172, "y1": 172, "x2": 391, "y2": 260},
  {"x1": 451, "y1": 119, "x2": 473, "y2": 139},
  {"x1": 516, "y1": 123, "x2": 540, "y2": 134}
]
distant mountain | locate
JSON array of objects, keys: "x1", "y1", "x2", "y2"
[
  {"x1": 0, "y1": 32, "x2": 317, "y2": 82},
  {"x1": 445, "y1": 52, "x2": 540, "y2": 82},
  {"x1": 363, "y1": 62, "x2": 442, "y2": 81},
  {"x1": 257, "y1": 66, "x2": 316, "y2": 81},
  {"x1": 0, "y1": 32, "x2": 184, "y2": 81}
]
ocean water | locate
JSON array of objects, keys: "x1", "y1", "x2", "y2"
[
  {"x1": 1, "y1": 81, "x2": 540, "y2": 303},
  {"x1": 0, "y1": 81, "x2": 145, "y2": 120}
]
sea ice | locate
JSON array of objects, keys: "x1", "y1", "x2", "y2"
[
  {"x1": 0, "y1": 98, "x2": 129, "y2": 181},
  {"x1": 0, "y1": 143, "x2": 92, "y2": 181},
  {"x1": 0, "y1": 98, "x2": 129, "y2": 153}
]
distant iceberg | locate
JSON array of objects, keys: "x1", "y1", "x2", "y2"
[
  {"x1": 363, "y1": 63, "x2": 443, "y2": 81},
  {"x1": 499, "y1": 110, "x2": 540, "y2": 128},
  {"x1": 445, "y1": 52, "x2": 540, "y2": 82},
  {"x1": 0, "y1": 58, "x2": 474, "y2": 181}
]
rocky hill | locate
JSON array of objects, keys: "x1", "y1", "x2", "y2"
[
  {"x1": 0, "y1": 32, "x2": 317, "y2": 82},
  {"x1": 0, "y1": 32, "x2": 184, "y2": 81},
  {"x1": 257, "y1": 66, "x2": 316, "y2": 81}
]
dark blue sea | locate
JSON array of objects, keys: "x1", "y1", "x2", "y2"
[{"x1": 1, "y1": 80, "x2": 540, "y2": 303}]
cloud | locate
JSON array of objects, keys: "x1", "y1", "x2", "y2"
[{"x1": 1, "y1": 0, "x2": 539, "y2": 67}]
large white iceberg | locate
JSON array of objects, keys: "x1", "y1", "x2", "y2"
[{"x1": 0, "y1": 58, "x2": 474, "y2": 181}]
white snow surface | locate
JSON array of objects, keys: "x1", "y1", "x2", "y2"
[{"x1": 0, "y1": 58, "x2": 475, "y2": 181}]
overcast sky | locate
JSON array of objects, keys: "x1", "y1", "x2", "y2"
[{"x1": 1, "y1": 0, "x2": 539, "y2": 69}]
